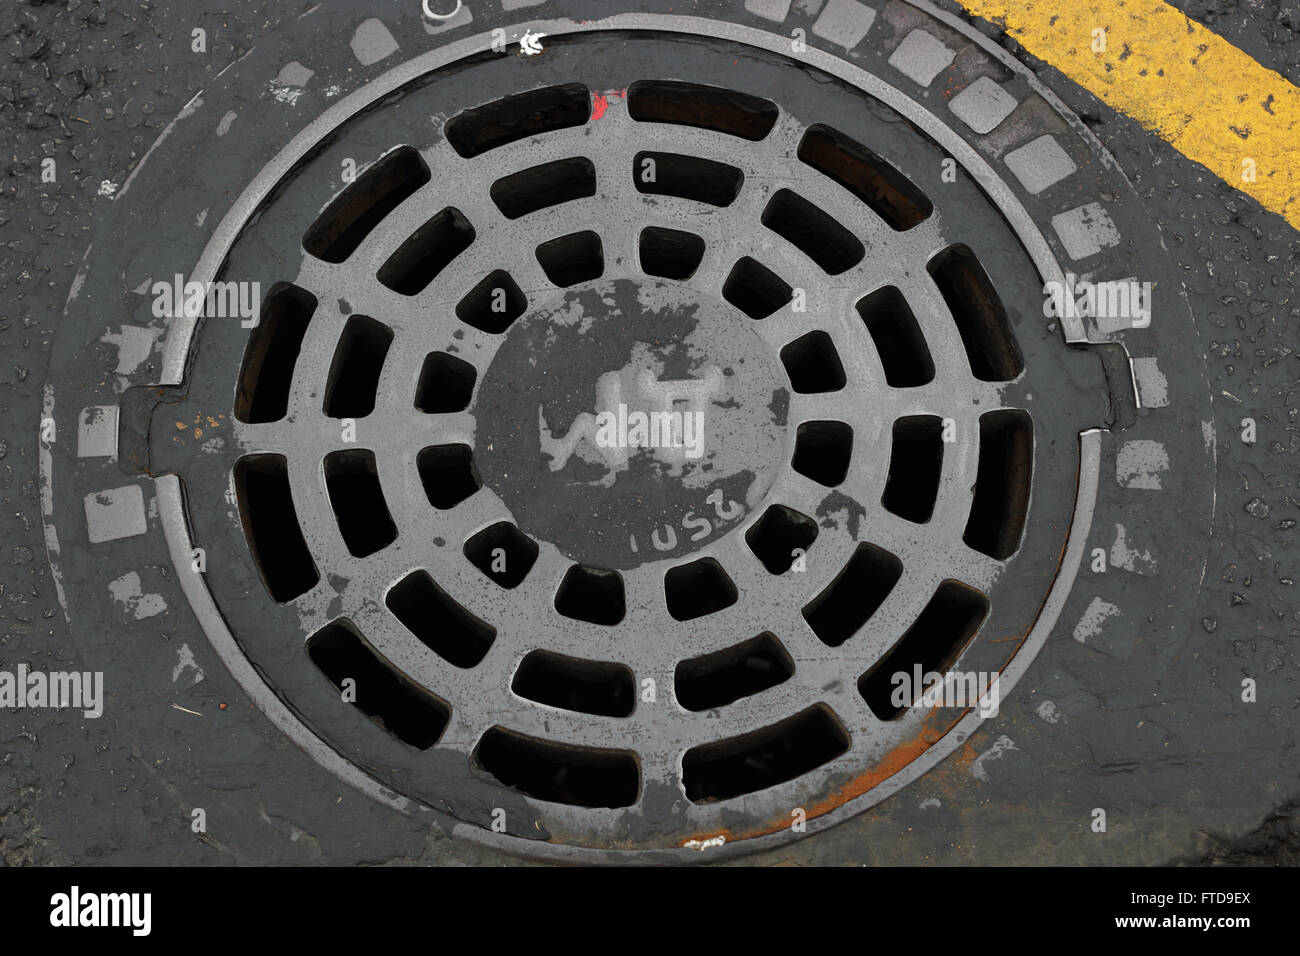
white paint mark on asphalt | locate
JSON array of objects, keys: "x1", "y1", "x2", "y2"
[
  {"x1": 1073, "y1": 596, "x2": 1121, "y2": 645},
  {"x1": 108, "y1": 570, "x2": 167, "y2": 620},
  {"x1": 971, "y1": 735, "x2": 1017, "y2": 782}
]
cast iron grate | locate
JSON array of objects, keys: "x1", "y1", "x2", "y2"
[{"x1": 211, "y1": 50, "x2": 1071, "y2": 854}]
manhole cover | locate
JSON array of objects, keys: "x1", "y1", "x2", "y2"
[{"x1": 42, "y1": 5, "x2": 1215, "y2": 862}]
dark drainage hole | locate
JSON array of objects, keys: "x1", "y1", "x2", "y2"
[
  {"x1": 536, "y1": 230, "x2": 604, "y2": 287},
  {"x1": 464, "y1": 522, "x2": 539, "y2": 589},
  {"x1": 723, "y1": 257, "x2": 792, "y2": 320},
  {"x1": 746, "y1": 505, "x2": 818, "y2": 575},
  {"x1": 928, "y1": 244, "x2": 1023, "y2": 382},
  {"x1": 512, "y1": 650, "x2": 635, "y2": 718},
  {"x1": 473, "y1": 726, "x2": 639, "y2": 809},
  {"x1": 323, "y1": 314, "x2": 392, "y2": 419},
  {"x1": 415, "y1": 351, "x2": 477, "y2": 413},
  {"x1": 445, "y1": 83, "x2": 590, "y2": 158},
  {"x1": 798, "y1": 123, "x2": 932, "y2": 231},
  {"x1": 792, "y1": 420, "x2": 853, "y2": 487},
  {"x1": 324, "y1": 450, "x2": 397, "y2": 558},
  {"x1": 639, "y1": 227, "x2": 706, "y2": 281},
  {"x1": 683, "y1": 705, "x2": 849, "y2": 803},
  {"x1": 802, "y1": 542, "x2": 902, "y2": 647},
  {"x1": 761, "y1": 188, "x2": 865, "y2": 275},
  {"x1": 964, "y1": 409, "x2": 1032, "y2": 560},
  {"x1": 675, "y1": 632, "x2": 794, "y2": 712},
  {"x1": 306, "y1": 618, "x2": 449, "y2": 751},
  {"x1": 417, "y1": 443, "x2": 481, "y2": 510},
  {"x1": 882, "y1": 416, "x2": 944, "y2": 524},
  {"x1": 857, "y1": 286, "x2": 935, "y2": 387},
  {"x1": 303, "y1": 145, "x2": 431, "y2": 264},
  {"x1": 456, "y1": 270, "x2": 528, "y2": 334},
  {"x1": 555, "y1": 565, "x2": 625, "y2": 626},
  {"x1": 633, "y1": 151, "x2": 743, "y2": 207},
  {"x1": 780, "y1": 331, "x2": 846, "y2": 393},
  {"x1": 386, "y1": 569, "x2": 495, "y2": 668},
  {"x1": 490, "y1": 156, "x2": 596, "y2": 220},
  {"x1": 664, "y1": 558, "x2": 738, "y2": 621},
  {"x1": 857, "y1": 580, "x2": 989, "y2": 721},
  {"x1": 627, "y1": 80, "x2": 778, "y2": 141},
  {"x1": 235, "y1": 282, "x2": 316, "y2": 425},
  {"x1": 377, "y1": 207, "x2": 475, "y2": 296},
  {"x1": 234, "y1": 454, "x2": 319, "y2": 603}
]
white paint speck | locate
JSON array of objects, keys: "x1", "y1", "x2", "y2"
[
  {"x1": 1110, "y1": 522, "x2": 1157, "y2": 574},
  {"x1": 172, "y1": 643, "x2": 205, "y2": 685},
  {"x1": 1073, "y1": 596, "x2": 1120, "y2": 644},
  {"x1": 1115, "y1": 440, "x2": 1169, "y2": 490},
  {"x1": 683, "y1": 835, "x2": 726, "y2": 851},
  {"x1": 971, "y1": 735, "x2": 1017, "y2": 782},
  {"x1": 108, "y1": 570, "x2": 167, "y2": 620}
]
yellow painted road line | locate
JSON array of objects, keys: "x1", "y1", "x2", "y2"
[{"x1": 958, "y1": 0, "x2": 1300, "y2": 230}]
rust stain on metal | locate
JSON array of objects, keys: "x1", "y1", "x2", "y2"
[{"x1": 676, "y1": 712, "x2": 964, "y2": 849}]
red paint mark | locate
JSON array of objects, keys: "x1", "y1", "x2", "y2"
[{"x1": 590, "y1": 88, "x2": 626, "y2": 122}]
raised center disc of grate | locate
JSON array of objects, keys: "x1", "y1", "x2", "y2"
[
  {"x1": 154, "y1": 22, "x2": 1113, "y2": 855},
  {"x1": 475, "y1": 279, "x2": 787, "y2": 569}
]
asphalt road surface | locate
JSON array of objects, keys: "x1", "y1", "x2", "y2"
[{"x1": 1, "y1": 0, "x2": 1297, "y2": 865}]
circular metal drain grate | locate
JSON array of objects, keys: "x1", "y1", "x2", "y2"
[{"x1": 141, "y1": 16, "x2": 1121, "y2": 856}]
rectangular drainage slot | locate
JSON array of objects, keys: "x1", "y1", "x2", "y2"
[
  {"x1": 746, "y1": 505, "x2": 819, "y2": 575},
  {"x1": 234, "y1": 282, "x2": 316, "y2": 424},
  {"x1": 675, "y1": 632, "x2": 795, "y2": 712},
  {"x1": 473, "y1": 726, "x2": 639, "y2": 808},
  {"x1": 857, "y1": 580, "x2": 989, "y2": 721},
  {"x1": 798, "y1": 124, "x2": 933, "y2": 231},
  {"x1": 511, "y1": 650, "x2": 635, "y2": 718},
  {"x1": 535, "y1": 230, "x2": 604, "y2": 287},
  {"x1": 323, "y1": 450, "x2": 397, "y2": 558},
  {"x1": 882, "y1": 416, "x2": 944, "y2": 523},
  {"x1": 633, "y1": 151, "x2": 743, "y2": 207},
  {"x1": 323, "y1": 314, "x2": 393, "y2": 419},
  {"x1": 927, "y1": 244, "x2": 1024, "y2": 382},
  {"x1": 802, "y1": 542, "x2": 902, "y2": 647},
  {"x1": 377, "y1": 207, "x2": 475, "y2": 296},
  {"x1": 792, "y1": 420, "x2": 854, "y2": 487},
  {"x1": 386, "y1": 569, "x2": 495, "y2": 668},
  {"x1": 963, "y1": 409, "x2": 1033, "y2": 560},
  {"x1": 723, "y1": 256, "x2": 792, "y2": 320},
  {"x1": 234, "y1": 454, "x2": 319, "y2": 603},
  {"x1": 445, "y1": 83, "x2": 591, "y2": 158},
  {"x1": 639, "y1": 226, "x2": 706, "y2": 280},
  {"x1": 682, "y1": 704, "x2": 849, "y2": 803},
  {"x1": 306, "y1": 618, "x2": 449, "y2": 750},
  {"x1": 761, "y1": 188, "x2": 865, "y2": 275},
  {"x1": 856, "y1": 285, "x2": 935, "y2": 387},
  {"x1": 490, "y1": 157, "x2": 596, "y2": 219},
  {"x1": 627, "y1": 80, "x2": 778, "y2": 141},
  {"x1": 302, "y1": 145, "x2": 431, "y2": 263}
]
